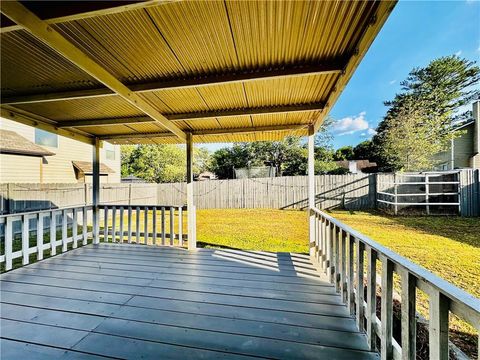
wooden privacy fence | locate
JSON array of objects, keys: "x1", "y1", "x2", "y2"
[
  {"x1": 310, "y1": 207, "x2": 480, "y2": 360},
  {"x1": 157, "y1": 174, "x2": 377, "y2": 210},
  {"x1": 1, "y1": 171, "x2": 478, "y2": 215}
]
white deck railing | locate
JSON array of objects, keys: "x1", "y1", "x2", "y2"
[
  {"x1": 310, "y1": 207, "x2": 480, "y2": 360},
  {"x1": 101, "y1": 204, "x2": 186, "y2": 246},
  {"x1": 0, "y1": 204, "x2": 187, "y2": 272},
  {"x1": 0, "y1": 205, "x2": 93, "y2": 271}
]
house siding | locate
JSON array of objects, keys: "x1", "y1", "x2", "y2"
[
  {"x1": 433, "y1": 124, "x2": 475, "y2": 170},
  {"x1": 0, "y1": 154, "x2": 41, "y2": 183},
  {"x1": 0, "y1": 118, "x2": 121, "y2": 183}
]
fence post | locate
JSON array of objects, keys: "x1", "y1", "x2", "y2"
[
  {"x1": 186, "y1": 132, "x2": 196, "y2": 250},
  {"x1": 425, "y1": 174, "x2": 430, "y2": 215},
  {"x1": 92, "y1": 138, "x2": 100, "y2": 244},
  {"x1": 308, "y1": 125, "x2": 315, "y2": 258}
]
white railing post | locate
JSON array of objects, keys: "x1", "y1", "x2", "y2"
[
  {"x1": 5, "y1": 217, "x2": 13, "y2": 270},
  {"x1": 401, "y1": 269, "x2": 416, "y2": 360},
  {"x1": 22, "y1": 214, "x2": 29, "y2": 265},
  {"x1": 186, "y1": 132, "x2": 196, "y2": 250},
  {"x1": 92, "y1": 137, "x2": 100, "y2": 244},
  {"x1": 429, "y1": 291, "x2": 449, "y2": 360},
  {"x1": 308, "y1": 124, "x2": 315, "y2": 258},
  {"x1": 381, "y1": 256, "x2": 394, "y2": 360},
  {"x1": 37, "y1": 212, "x2": 44, "y2": 260},
  {"x1": 50, "y1": 211, "x2": 56, "y2": 256}
]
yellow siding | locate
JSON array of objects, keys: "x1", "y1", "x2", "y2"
[
  {"x1": 0, "y1": 154, "x2": 41, "y2": 183},
  {"x1": 0, "y1": 117, "x2": 121, "y2": 183}
]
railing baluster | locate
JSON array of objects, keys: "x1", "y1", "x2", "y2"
[
  {"x1": 62, "y1": 209, "x2": 68, "y2": 252},
  {"x1": 178, "y1": 207, "x2": 183, "y2": 247},
  {"x1": 82, "y1": 207, "x2": 87, "y2": 245},
  {"x1": 429, "y1": 290, "x2": 449, "y2": 360},
  {"x1": 5, "y1": 217, "x2": 13, "y2": 270},
  {"x1": 104, "y1": 206, "x2": 108, "y2": 241},
  {"x1": 169, "y1": 206, "x2": 174, "y2": 246},
  {"x1": 112, "y1": 206, "x2": 117, "y2": 242},
  {"x1": 22, "y1": 215, "x2": 29, "y2": 265},
  {"x1": 339, "y1": 230, "x2": 346, "y2": 301},
  {"x1": 332, "y1": 224, "x2": 338, "y2": 287},
  {"x1": 356, "y1": 239, "x2": 365, "y2": 331},
  {"x1": 152, "y1": 207, "x2": 157, "y2": 245},
  {"x1": 347, "y1": 234, "x2": 355, "y2": 315},
  {"x1": 366, "y1": 246, "x2": 377, "y2": 350},
  {"x1": 37, "y1": 213, "x2": 44, "y2": 260},
  {"x1": 328, "y1": 221, "x2": 334, "y2": 281},
  {"x1": 119, "y1": 207, "x2": 124, "y2": 243},
  {"x1": 401, "y1": 269, "x2": 416, "y2": 360},
  {"x1": 161, "y1": 206, "x2": 166, "y2": 245},
  {"x1": 50, "y1": 211, "x2": 56, "y2": 256},
  {"x1": 127, "y1": 206, "x2": 132, "y2": 244},
  {"x1": 144, "y1": 206, "x2": 148, "y2": 244},
  {"x1": 135, "y1": 206, "x2": 140, "y2": 243},
  {"x1": 323, "y1": 218, "x2": 328, "y2": 273},
  {"x1": 72, "y1": 208, "x2": 78, "y2": 249},
  {"x1": 381, "y1": 256, "x2": 394, "y2": 360}
]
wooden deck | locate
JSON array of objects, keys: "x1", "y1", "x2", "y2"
[{"x1": 0, "y1": 243, "x2": 377, "y2": 359}]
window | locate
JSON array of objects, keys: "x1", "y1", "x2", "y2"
[
  {"x1": 35, "y1": 129, "x2": 58, "y2": 147},
  {"x1": 104, "y1": 142, "x2": 115, "y2": 160},
  {"x1": 106, "y1": 150, "x2": 115, "y2": 160}
]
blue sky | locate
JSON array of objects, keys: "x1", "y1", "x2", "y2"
[
  {"x1": 204, "y1": 0, "x2": 480, "y2": 152},
  {"x1": 329, "y1": 0, "x2": 480, "y2": 149}
]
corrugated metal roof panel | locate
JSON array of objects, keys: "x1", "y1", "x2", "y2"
[
  {"x1": 54, "y1": 8, "x2": 185, "y2": 83},
  {"x1": 1, "y1": 30, "x2": 98, "y2": 95},
  {"x1": 15, "y1": 96, "x2": 143, "y2": 121}
]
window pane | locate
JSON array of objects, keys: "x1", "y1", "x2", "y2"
[
  {"x1": 35, "y1": 129, "x2": 58, "y2": 147},
  {"x1": 106, "y1": 150, "x2": 115, "y2": 160}
]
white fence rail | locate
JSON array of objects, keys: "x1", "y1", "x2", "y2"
[
  {"x1": 311, "y1": 207, "x2": 480, "y2": 360},
  {"x1": 0, "y1": 205, "x2": 93, "y2": 271},
  {"x1": 101, "y1": 204, "x2": 186, "y2": 246},
  {"x1": 0, "y1": 203, "x2": 187, "y2": 272}
]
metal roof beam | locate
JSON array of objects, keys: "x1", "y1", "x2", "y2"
[
  {"x1": 99, "y1": 124, "x2": 307, "y2": 141},
  {"x1": 1, "y1": 1, "x2": 187, "y2": 141},
  {"x1": 56, "y1": 103, "x2": 323, "y2": 128},
  {"x1": 167, "y1": 103, "x2": 324, "y2": 121},
  {"x1": 1, "y1": 106, "x2": 95, "y2": 145},
  {"x1": 58, "y1": 116, "x2": 153, "y2": 128},
  {"x1": 1, "y1": 1, "x2": 173, "y2": 33},
  {"x1": 1, "y1": 64, "x2": 343, "y2": 105}
]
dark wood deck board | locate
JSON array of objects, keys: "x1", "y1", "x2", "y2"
[{"x1": 0, "y1": 243, "x2": 378, "y2": 359}]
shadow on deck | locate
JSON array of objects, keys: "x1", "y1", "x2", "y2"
[{"x1": 0, "y1": 243, "x2": 377, "y2": 359}]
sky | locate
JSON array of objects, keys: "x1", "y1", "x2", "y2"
[{"x1": 204, "y1": 0, "x2": 480, "y2": 152}]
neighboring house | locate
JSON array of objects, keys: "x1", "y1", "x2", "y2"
[
  {"x1": 0, "y1": 117, "x2": 121, "y2": 183},
  {"x1": 121, "y1": 175, "x2": 148, "y2": 183},
  {"x1": 336, "y1": 160, "x2": 378, "y2": 174},
  {"x1": 433, "y1": 101, "x2": 480, "y2": 170},
  {"x1": 196, "y1": 171, "x2": 217, "y2": 181}
]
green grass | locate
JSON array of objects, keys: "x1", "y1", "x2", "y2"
[
  {"x1": 328, "y1": 210, "x2": 480, "y2": 300},
  {"x1": 196, "y1": 209, "x2": 308, "y2": 253}
]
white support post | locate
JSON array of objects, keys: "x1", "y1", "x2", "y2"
[
  {"x1": 92, "y1": 138, "x2": 100, "y2": 244},
  {"x1": 308, "y1": 125, "x2": 315, "y2": 258},
  {"x1": 186, "y1": 132, "x2": 196, "y2": 250}
]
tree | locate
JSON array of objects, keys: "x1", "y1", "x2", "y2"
[
  {"x1": 352, "y1": 140, "x2": 376, "y2": 161},
  {"x1": 334, "y1": 146, "x2": 355, "y2": 161},
  {"x1": 120, "y1": 145, "x2": 136, "y2": 177},
  {"x1": 121, "y1": 144, "x2": 212, "y2": 182},
  {"x1": 377, "y1": 55, "x2": 480, "y2": 171}
]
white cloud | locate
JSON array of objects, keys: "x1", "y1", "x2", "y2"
[
  {"x1": 389, "y1": 79, "x2": 396, "y2": 85},
  {"x1": 360, "y1": 128, "x2": 377, "y2": 138},
  {"x1": 332, "y1": 112, "x2": 369, "y2": 136},
  {"x1": 455, "y1": 50, "x2": 462, "y2": 57}
]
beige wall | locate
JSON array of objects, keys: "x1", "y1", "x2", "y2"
[
  {"x1": 0, "y1": 154, "x2": 42, "y2": 183},
  {"x1": 0, "y1": 117, "x2": 121, "y2": 183}
]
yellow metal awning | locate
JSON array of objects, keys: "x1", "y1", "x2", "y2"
[{"x1": 0, "y1": 0, "x2": 396, "y2": 144}]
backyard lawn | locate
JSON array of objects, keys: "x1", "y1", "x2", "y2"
[{"x1": 196, "y1": 208, "x2": 480, "y2": 301}]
